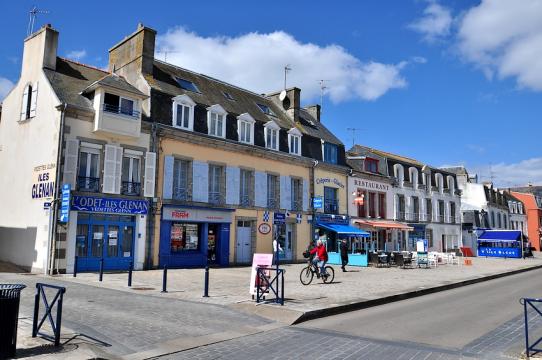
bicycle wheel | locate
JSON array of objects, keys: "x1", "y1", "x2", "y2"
[
  {"x1": 299, "y1": 266, "x2": 314, "y2": 285},
  {"x1": 322, "y1": 266, "x2": 335, "y2": 284}
]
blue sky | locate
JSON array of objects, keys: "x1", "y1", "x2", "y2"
[{"x1": 1, "y1": 0, "x2": 541, "y2": 186}]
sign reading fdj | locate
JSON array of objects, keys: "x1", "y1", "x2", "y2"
[
  {"x1": 71, "y1": 196, "x2": 148, "y2": 214},
  {"x1": 32, "y1": 163, "x2": 56, "y2": 200}
]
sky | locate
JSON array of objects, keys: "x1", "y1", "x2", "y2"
[{"x1": 0, "y1": 0, "x2": 541, "y2": 187}]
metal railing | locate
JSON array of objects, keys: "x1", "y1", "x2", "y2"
[
  {"x1": 291, "y1": 199, "x2": 303, "y2": 211},
  {"x1": 121, "y1": 181, "x2": 141, "y2": 196},
  {"x1": 240, "y1": 194, "x2": 251, "y2": 207},
  {"x1": 32, "y1": 283, "x2": 66, "y2": 347},
  {"x1": 324, "y1": 200, "x2": 339, "y2": 214},
  {"x1": 256, "y1": 266, "x2": 285, "y2": 305},
  {"x1": 396, "y1": 211, "x2": 406, "y2": 221},
  {"x1": 267, "y1": 197, "x2": 278, "y2": 209},
  {"x1": 436, "y1": 214, "x2": 445, "y2": 223},
  {"x1": 521, "y1": 298, "x2": 542, "y2": 358},
  {"x1": 173, "y1": 187, "x2": 189, "y2": 201},
  {"x1": 77, "y1": 176, "x2": 100, "y2": 192},
  {"x1": 209, "y1": 191, "x2": 224, "y2": 205},
  {"x1": 103, "y1": 103, "x2": 140, "y2": 118}
]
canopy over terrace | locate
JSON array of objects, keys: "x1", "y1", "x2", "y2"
[
  {"x1": 315, "y1": 223, "x2": 370, "y2": 267},
  {"x1": 353, "y1": 219, "x2": 414, "y2": 251}
]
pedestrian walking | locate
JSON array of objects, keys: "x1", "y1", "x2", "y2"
[
  {"x1": 340, "y1": 239, "x2": 349, "y2": 272},
  {"x1": 273, "y1": 238, "x2": 282, "y2": 266}
]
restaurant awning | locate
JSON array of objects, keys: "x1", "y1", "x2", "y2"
[
  {"x1": 353, "y1": 219, "x2": 414, "y2": 231},
  {"x1": 478, "y1": 230, "x2": 521, "y2": 241},
  {"x1": 316, "y1": 223, "x2": 370, "y2": 237}
]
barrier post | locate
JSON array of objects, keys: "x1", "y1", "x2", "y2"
[
  {"x1": 73, "y1": 256, "x2": 78, "y2": 278},
  {"x1": 54, "y1": 290, "x2": 64, "y2": 346},
  {"x1": 99, "y1": 258, "x2": 104, "y2": 282},
  {"x1": 161, "y1": 265, "x2": 168, "y2": 293},
  {"x1": 525, "y1": 299, "x2": 530, "y2": 358},
  {"x1": 128, "y1": 261, "x2": 133, "y2": 287},
  {"x1": 203, "y1": 265, "x2": 209, "y2": 297}
]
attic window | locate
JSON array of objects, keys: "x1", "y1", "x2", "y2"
[
  {"x1": 257, "y1": 103, "x2": 275, "y2": 116},
  {"x1": 223, "y1": 92, "x2": 235, "y2": 101},
  {"x1": 175, "y1": 77, "x2": 200, "y2": 93}
]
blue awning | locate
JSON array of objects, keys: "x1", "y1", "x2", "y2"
[
  {"x1": 317, "y1": 223, "x2": 370, "y2": 237},
  {"x1": 478, "y1": 230, "x2": 521, "y2": 241}
]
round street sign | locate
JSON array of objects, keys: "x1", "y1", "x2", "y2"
[{"x1": 258, "y1": 223, "x2": 271, "y2": 234}]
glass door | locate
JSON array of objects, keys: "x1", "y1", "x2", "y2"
[
  {"x1": 91, "y1": 225, "x2": 104, "y2": 257},
  {"x1": 122, "y1": 225, "x2": 134, "y2": 258},
  {"x1": 107, "y1": 225, "x2": 120, "y2": 258}
]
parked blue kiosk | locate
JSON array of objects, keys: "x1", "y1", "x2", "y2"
[{"x1": 477, "y1": 230, "x2": 523, "y2": 258}]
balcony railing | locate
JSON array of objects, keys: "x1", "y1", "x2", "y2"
[
  {"x1": 121, "y1": 181, "x2": 141, "y2": 196},
  {"x1": 436, "y1": 214, "x2": 445, "y2": 223},
  {"x1": 77, "y1": 176, "x2": 100, "y2": 192},
  {"x1": 408, "y1": 212, "x2": 420, "y2": 222},
  {"x1": 291, "y1": 199, "x2": 303, "y2": 211},
  {"x1": 209, "y1": 191, "x2": 224, "y2": 205},
  {"x1": 240, "y1": 193, "x2": 252, "y2": 207},
  {"x1": 324, "y1": 199, "x2": 339, "y2": 214},
  {"x1": 396, "y1": 211, "x2": 406, "y2": 221},
  {"x1": 103, "y1": 104, "x2": 140, "y2": 118},
  {"x1": 267, "y1": 197, "x2": 278, "y2": 209},
  {"x1": 173, "y1": 187, "x2": 189, "y2": 201}
]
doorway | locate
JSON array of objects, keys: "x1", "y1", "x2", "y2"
[{"x1": 236, "y1": 221, "x2": 252, "y2": 263}]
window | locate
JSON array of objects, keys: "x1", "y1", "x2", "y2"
[
  {"x1": 426, "y1": 199, "x2": 432, "y2": 222},
  {"x1": 237, "y1": 113, "x2": 255, "y2": 144},
  {"x1": 365, "y1": 158, "x2": 379, "y2": 173},
  {"x1": 20, "y1": 83, "x2": 38, "y2": 120},
  {"x1": 78, "y1": 147, "x2": 100, "y2": 192},
  {"x1": 491, "y1": 212, "x2": 495, "y2": 227},
  {"x1": 324, "y1": 186, "x2": 338, "y2": 214},
  {"x1": 291, "y1": 178, "x2": 302, "y2": 211},
  {"x1": 368, "y1": 192, "x2": 376, "y2": 218},
  {"x1": 104, "y1": 93, "x2": 137, "y2": 117},
  {"x1": 257, "y1": 103, "x2": 275, "y2": 116},
  {"x1": 396, "y1": 195, "x2": 405, "y2": 220},
  {"x1": 170, "y1": 223, "x2": 200, "y2": 252},
  {"x1": 438, "y1": 200, "x2": 445, "y2": 222},
  {"x1": 240, "y1": 169, "x2": 254, "y2": 207},
  {"x1": 450, "y1": 202, "x2": 456, "y2": 224},
  {"x1": 323, "y1": 143, "x2": 338, "y2": 164},
  {"x1": 264, "y1": 121, "x2": 280, "y2": 151},
  {"x1": 223, "y1": 92, "x2": 235, "y2": 101},
  {"x1": 503, "y1": 214, "x2": 507, "y2": 229},
  {"x1": 207, "y1": 104, "x2": 227, "y2": 138},
  {"x1": 173, "y1": 159, "x2": 190, "y2": 201},
  {"x1": 172, "y1": 94, "x2": 195, "y2": 131},
  {"x1": 412, "y1": 197, "x2": 419, "y2": 221},
  {"x1": 288, "y1": 128, "x2": 302, "y2": 156},
  {"x1": 121, "y1": 154, "x2": 141, "y2": 196},
  {"x1": 267, "y1": 174, "x2": 279, "y2": 209},
  {"x1": 379, "y1": 193, "x2": 386, "y2": 219},
  {"x1": 208, "y1": 164, "x2": 224, "y2": 204},
  {"x1": 357, "y1": 189, "x2": 366, "y2": 218},
  {"x1": 175, "y1": 77, "x2": 200, "y2": 93}
]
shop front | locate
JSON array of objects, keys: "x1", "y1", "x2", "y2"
[
  {"x1": 353, "y1": 219, "x2": 413, "y2": 252},
  {"x1": 315, "y1": 214, "x2": 370, "y2": 266},
  {"x1": 159, "y1": 206, "x2": 233, "y2": 268},
  {"x1": 70, "y1": 195, "x2": 148, "y2": 272}
]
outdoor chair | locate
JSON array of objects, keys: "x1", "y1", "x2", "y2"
[
  {"x1": 427, "y1": 253, "x2": 438, "y2": 268},
  {"x1": 447, "y1": 253, "x2": 460, "y2": 265},
  {"x1": 369, "y1": 252, "x2": 379, "y2": 267}
]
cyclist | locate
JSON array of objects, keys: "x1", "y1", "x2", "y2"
[{"x1": 309, "y1": 239, "x2": 328, "y2": 278}]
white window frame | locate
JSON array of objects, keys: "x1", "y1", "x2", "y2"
[
  {"x1": 207, "y1": 104, "x2": 227, "y2": 138},
  {"x1": 172, "y1": 94, "x2": 196, "y2": 131},
  {"x1": 78, "y1": 145, "x2": 101, "y2": 190},
  {"x1": 237, "y1": 113, "x2": 255, "y2": 145},
  {"x1": 288, "y1": 128, "x2": 302, "y2": 156},
  {"x1": 122, "y1": 151, "x2": 142, "y2": 183},
  {"x1": 264, "y1": 120, "x2": 280, "y2": 151}
]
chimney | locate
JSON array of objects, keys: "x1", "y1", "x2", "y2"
[
  {"x1": 266, "y1": 87, "x2": 301, "y2": 121},
  {"x1": 108, "y1": 23, "x2": 156, "y2": 76},
  {"x1": 304, "y1": 104, "x2": 321, "y2": 122},
  {"x1": 22, "y1": 24, "x2": 58, "y2": 72}
]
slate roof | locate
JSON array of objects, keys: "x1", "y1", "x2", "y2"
[
  {"x1": 146, "y1": 60, "x2": 343, "y2": 145},
  {"x1": 82, "y1": 73, "x2": 146, "y2": 97},
  {"x1": 44, "y1": 57, "x2": 145, "y2": 110}
]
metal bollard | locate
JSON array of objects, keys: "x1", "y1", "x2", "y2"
[
  {"x1": 161, "y1": 265, "x2": 168, "y2": 293},
  {"x1": 203, "y1": 265, "x2": 209, "y2": 297},
  {"x1": 73, "y1": 256, "x2": 78, "y2": 278},
  {"x1": 128, "y1": 261, "x2": 133, "y2": 287},
  {"x1": 99, "y1": 258, "x2": 104, "y2": 282}
]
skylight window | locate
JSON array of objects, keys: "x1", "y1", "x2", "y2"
[
  {"x1": 175, "y1": 77, "x2": 200, "y2": 93},
  {"x1": 223, "y1": 92, "x2": 235, "y2": 101},
  {"x1": 257, "y1": 103, "x2": 275, "y2": 116}
]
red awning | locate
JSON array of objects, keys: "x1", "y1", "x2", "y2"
[{"x1": 353, "y1": 219, "x2": 414, "y2": 231}]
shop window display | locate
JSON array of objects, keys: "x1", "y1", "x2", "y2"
[{"x1": 171, "y1": 223, "x2": 200, "y2": 252}]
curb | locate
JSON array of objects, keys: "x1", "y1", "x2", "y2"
[{"x1": 292, "y1": 263, "x2": 542, "y2": 325}]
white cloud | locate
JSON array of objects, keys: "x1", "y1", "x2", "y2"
[
  {"x1": 408, "y1": 1, "x2": 453, "y2": 42},
  {"x1": 470, "y1": 158, "x2": 542, "y2": 187},
  {"x1": 157, "y1": 27, "x2": 415, "y2": 103},
  {"x1": 457, "y1": 0, "x2": 542, "y2": 90},
  {"x1": 0, "y1": 77, "x2": 14, "y2": 101},
  {"x1": 66, "y1": 49, "x2": 87, "y2": 61}
]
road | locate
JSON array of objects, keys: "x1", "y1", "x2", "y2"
[{"x1": 165, "y1": 268, "x2": 542, "y2": 359}]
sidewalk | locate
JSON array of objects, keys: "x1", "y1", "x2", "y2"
[{"x1": 57, "y1": 255, "x2": 542, "y2": 324}]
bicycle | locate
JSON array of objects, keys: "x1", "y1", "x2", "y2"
[{"x1": 299, "y1": 260, "x2": 335, "y2": 285}]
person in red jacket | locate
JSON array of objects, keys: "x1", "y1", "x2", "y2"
[{"x1": 310, "y1": 240, "x2": 328, "y2": 278}]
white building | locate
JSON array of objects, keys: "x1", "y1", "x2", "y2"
[
  {"x1": 0, "y1": 25, "x2": 156, "y2": 273},
  {"x1": 349, "y1": 146, "x2": 461, "y2": 252}
]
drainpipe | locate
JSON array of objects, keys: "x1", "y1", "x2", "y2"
[
  {"x1": 146, "y1": 122, "x2": 158, "y2": 269},
  {"x1": 48, "y1": 103, "x2": 67, "y2": 275}
]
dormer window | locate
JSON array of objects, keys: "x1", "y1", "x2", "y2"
[
  {"x1": 264, "y1": 121, "x2": 280, "y2": 151},
  {"x1": 175, "y1": 77, "x2": 200, "y2": 93},
  {"x1": 365, "y1": 158, "x2": 379, "y2": 173},
  {"x1": 257, "y1": 103, "x2": 275, "y2": 116},
  {"x1": 104, "y1": 93, "x2": 138, "y2": 117},
  {"x1": 172, "y1": 94, "x2": 196, "y2": 131},
  {"x1": 237, "y1": 113, "x2": 255, "y2": 145},
  {"x1": 288, "y1": 128, "x2": 302, "y2": 156},
  {"x1": 323, "y1": 142, "x2": 338, "y2": 164},
  {"x1": 207, "y1": 104, "x2": 227, "y2": 138}
]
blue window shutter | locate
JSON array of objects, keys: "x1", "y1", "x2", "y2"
[
  {"x1": 162, "y1": 156, "x2": 174, "y2": 200},
  {"x1": 192, "y1": 161, "x2": 209, "y2": 202},
  {"x1": 226, "y1": 166, "x2": 240, "y2": 205},
  {"x1": 280, "y1": 175, "x2": 291, "y2": 210},
  {"x1": 302, "y1": 179, "x2": 309, "y2": 211},
  {"x1": 254, "y1": 171, "x2": 267, "y2": 207}
]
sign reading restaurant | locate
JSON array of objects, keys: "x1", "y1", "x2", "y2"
[{"x1": 352, "y1": 179, "x2": 390, "y2": 191}]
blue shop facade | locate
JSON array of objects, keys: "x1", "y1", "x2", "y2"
[{"x1": 159, "y1": 205, "x2": 233, "y2": 268}]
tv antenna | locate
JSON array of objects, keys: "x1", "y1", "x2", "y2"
[
  {"x1": 27, "y1": 6, "x2": 49, "y2": 36},
  {"x1": 284, "y1": 64, "x2": 292, "y2": 90},
  {"x1": 318, "y1": 80, "x2": 329, "y2": 113},
  {"x1": 346, "y1": 127, "x2": 363, "y2": 147},
  {"x1": 156, "y1": 49, "x2": 181, "y2": 62}
]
